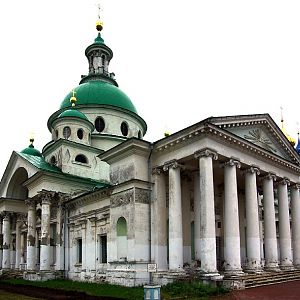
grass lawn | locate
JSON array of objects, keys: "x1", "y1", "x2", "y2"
[
  {"x1": 3, "y1": 278, "x2": 228, "y2": 300},
  {"x1": 0, "y1": 290, "x2": 41, "y2": 300}
]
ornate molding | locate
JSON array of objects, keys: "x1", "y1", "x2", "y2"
[
  {"x1": 290, "y1": 183, "x2": 300, "y2": 190},
  {"x1": 244, "y1": 166, "x2": 260, "y2": 175},
  {"x1": 262, "y1": 172, "x2": 277, "y2": 181},
  {"x1": 135, "y1": 188, "x2": 150, "y2": 204},
  {"x1": 223, "y1": 158, "x2": 241, "y2": 169},
  {"x1": 25, "y1": 199, "x2": 36, "y2": 210},
  {"x1": 194, "y1": 148, "x2": 218, "y2": 160},
  {"x1": 278, "y1": 177, "x2": 290, "y2": 186},
  {"x1": 163, "y1": 159, "x2": 184, "y2": 171},
  {"x1": 152, "y1": 167, "x2": 163, "y2": 175},
  {"x1": 111, "y1": 190, "x2": 133, "y2": 208}
]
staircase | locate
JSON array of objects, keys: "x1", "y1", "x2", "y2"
[{"x1": 242, "y1": 270, "x2": 300, "y2": 288}]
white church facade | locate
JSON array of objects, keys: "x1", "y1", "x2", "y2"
[{"x1": 0, "y1": 20, "x2": 300, "y2": 287}]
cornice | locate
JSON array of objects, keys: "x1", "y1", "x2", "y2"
[
  {"x1": 65, "y1": 188, "x2": 112, "y2": 210},
  {"x1": 154, "y1": 122, "x2": 300, "y2": 174}
]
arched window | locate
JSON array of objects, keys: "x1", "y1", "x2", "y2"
[
  {"x1": 138, "y1": 130, "x2": 142, "y2": 139},
  {"x1": 77, "y1": 128, "x2": 84, "y2": 140},
  {"x1": 63, "y1": 126, "x2": 71, "y2": 139},
  {"x1": 50, "y1": 156, "x2": 56, "y2": 165},
  {"x1": 117, "y1": 217, "x2": 128, "y2": 260},
  {"x1": 75, "y1": 154, "x2": 88, "y2": 164},
  {"x1": 95, "y1": 117, "x2": 105, "y2": 133},
  {"x1": 121, "y1": 122, "x2": 129, "y2": 137}
]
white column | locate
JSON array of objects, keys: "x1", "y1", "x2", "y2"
[
  {"x1": 40, "y1": 195, "x2": 51, "y2": 271},
  {"x1": 2, "y1": 212, "x2": 11, "y2": 269},
  {"x1": 15, "y1": 214, "x2": 23, "y2": 269},
  {"x1": 55, "y1": 204, "x2": 64, "y2": 271},
  {"x1": 291, "y1": 183, "x2": 300, "y2": 268},
  {"x1": 26, "y1": 199, "x2": 37, "y2": 270},
  {"x1": 223, "y1": 158, "x2": 243, "y2": 275},
  {"x1": 163, "y1": 160, "x2": 183, "y2": 271},
  {"x1": 278, "y1": 178, "x2": 293, "y2": 269},
  {"x1": 263, "y1": 173, "x2": 279, "y2": 270},
  {"x1": 152, "y1": 168, "x2": 168, "y2": 271},
  {"x1": 81, "y1": 221, "x2": 87, "y2": 271},
  {"x1": 194, "y1": 172, "x2": 201, "y2": 262},
  {"x1": 244, "y1": 166, "x2": 262, "y2": 272},
  {"x1": 194, "y1": 149, "x2": 218, "y2": 275},
  {"x1": 0, "y1": 217, "x2": 3, "y2": 268},
  {"x1": 20, "y1": 232, "x2": 25, "y2": 266}
]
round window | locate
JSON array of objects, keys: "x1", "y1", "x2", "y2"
[
  {"x1": 95, "y1": 117, "x2": 105, "y2": 132},
  {"x1": 121, "y1": 122, "x2": 129, "y2": 136},
  {"x1": 63, "y1": 126, "x2": 71, "y2": 139},
  {"x1": 77, "y1": 129, "x2": 84, "y2": 140}
]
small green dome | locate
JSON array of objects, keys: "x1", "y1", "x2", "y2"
[
  {"x1": 58, "y1": 108, "x2": 89, "y2": 121},
  {"x1": 21, "y1": 144, "x2": 42, "y2": 157},
  {"x1": 60, "y1": 81, "x2": 137, "y2": 114}
]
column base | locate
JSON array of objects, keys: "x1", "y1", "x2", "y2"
[
  {"x1": 264, "y1": 264, "x2": 281, "y2": 272},
  {"x1": 224, "y1": 269, "x2": 244, "y2": 277},
  {"x1": 280, "y1": 265, "x2": 294, "y2": 271},
  {"x1": 244, "y1": 266, "x2": 263, "y2": 274}
]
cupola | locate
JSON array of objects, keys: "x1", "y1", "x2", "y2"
[{"x1": 21, "y1": 138, "x2": 42, "y2": 157}]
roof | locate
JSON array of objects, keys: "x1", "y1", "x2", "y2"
[
  {"x1": 60, "y1": 80, "x2": 138, "y2": 114},
  {"x1": 20, "y1": 144, "x2": 42, "y2": 157},
  {"x1": 17, "y1": 152, "x2": 110, "y2": 188},
  {"x1": 58, "y1": 108, "x2": 89, "y2": 121}
]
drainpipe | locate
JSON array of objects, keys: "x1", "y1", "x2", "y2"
[{"x1": 147, "y1": 143, "x2": 154, "y2": 284}]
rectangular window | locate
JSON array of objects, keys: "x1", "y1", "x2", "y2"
[
  {"x1": 98, "y1": 235, "x2": 107, "y2": 263},
  {"x1": 77, "y1": 238, "x2": 82, "y2": 264}
]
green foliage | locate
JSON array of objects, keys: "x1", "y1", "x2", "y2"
[
  {"x1": 161, "y1": 280, "x2": 228, "y2": 299},
  {"x1": 3, "y1": 278, "x2": 228, "y2": 300}
]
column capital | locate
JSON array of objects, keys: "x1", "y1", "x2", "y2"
[
  {"x1": 25, "y1": 199, "x2": 36, "y2": 209},
  {"x1": 290, "y1": 183, "x2": 300, "y2": 190},
  {"x1": 222, "y1": 157, "x2": 241, "y2": 169},
  {"x1": 163, "y1": 159, "x2": 184, "y2": 171},
  {"x1": 0, "y1": 211, "x2": 12, "y2": 220},
  {"x1": 152, "y1": 166, "x2": 163, "y2": 175},
  {"x1": 263, "y1": 172, "x2": 277, "y2": 181},
  {"x1": 16, "y1": 213, "x2": 26, "y2": 223},
  {"x1": 244, "y1": 165, "x2": 260, "y2": 175},
  {"x1": 194, "y1": 148, "x2": 218, "y2": 160},
  {"x1": 278, "y1": 177, "x2": 290, "y2": 186}
]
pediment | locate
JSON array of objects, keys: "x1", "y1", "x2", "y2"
[{"x1": 209, "y1": 114, "x2": 300, "y2": 165}]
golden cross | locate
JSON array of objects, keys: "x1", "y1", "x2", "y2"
[{"x1": 72, "y1": 89, "x2": 76, "y2": 98}]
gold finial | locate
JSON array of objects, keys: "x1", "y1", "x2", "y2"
[
  {"x1": 70, "y1": 89, "x2": 77, "y2": 107},
  {"x1": 96, "y1": 2, "x2": 103, "y2": 31},
  {"x1": 29, "y1": 132, "x2": 34, "y2": 147}
]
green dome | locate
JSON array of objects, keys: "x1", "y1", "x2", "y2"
[
  {"x1": 21, "y1": 144, "x2": 42, "y2": 157},
  {"x1": 58, "y1": 108, "x2": 89, "y2": 121},
  {"x1": 60, "y1": 81, "x2": 137, "y2": 114}
]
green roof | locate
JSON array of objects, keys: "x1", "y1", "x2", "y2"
[
  {"x1": 60, "y1": 81, "x2": 138, "y2": 114},
  {"x1": 58, "y1": 108, "x2": 89, "y2": 121},
  {"x1": 20, "y1": 144, "x2": 42, "y2": 157},
  {"x1": 17, "y1": 152, "x2": 110, "y2": 188}
]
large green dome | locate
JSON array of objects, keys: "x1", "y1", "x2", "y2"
[{"x1": 60, "y1": 81, "x2": 137, "y2": 114}]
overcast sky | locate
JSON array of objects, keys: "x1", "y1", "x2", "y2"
[{"x1": 0, "y1": 0, "x2": 299, "y2": 176}]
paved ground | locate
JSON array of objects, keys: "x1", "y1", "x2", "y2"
[{"x1": 212, "y1": 280, "x2": 300, "y2": 300}]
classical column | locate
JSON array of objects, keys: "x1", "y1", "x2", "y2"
[
  {"x1": 2, "y1": 212, "x2": 11, "y2": 269},
  {"x1": 291, "y1": 183, "x2": 300, "y2": 268},
  {"x1": 0, "y1": 216, "x2": 3, "y2": 268},
  {"x1": 193, "y1": 172, "x2": 201, "y2": 262},
  {"x1": 26, "y1": 199, "x2": 37, "y2": 270},
  {"x1": 194, "y1": 148, "x2": 218, "y2": 275},
  {"x1": 163, "y1": 160, "x2": 183, "y2": 271},
  {"x1": 55, "y1": 204, "x2": 64, "y2": 271},
  {"x1": 40, "y1": 195, "x2": 51, "y2": 271},
  {"x1": 152, "y1": 167, "x2": 168, "y2": 270},
  {"x1": 244, "y1": 166, "x2": 262, "y2": 272},
  {"x1": 223, "y1": 158, "x2": 243, "y2": 275},
  {"x1": 20, "y1": 232, "x2": 25, "y2": 266},
  {"x1": 262, "y1": 173, "x2": 279, "y2": 270},
  {"x1": 81, "y1": 220, "x2": 87, "y2": 271},
  {"x1": 277, "y1": 178, "x2": 293, "y2": 269},
  {"x1": 15, "y1": 214, "x2": 23, "y2": 269}
]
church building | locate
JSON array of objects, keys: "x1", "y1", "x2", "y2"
[{"x1": 0, "y1": 15, "x2": 300, "y2": 287}]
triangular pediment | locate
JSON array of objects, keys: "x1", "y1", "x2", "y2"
[{"x1": 208, "y1": 114, "x2": 300, "y2": 165}]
